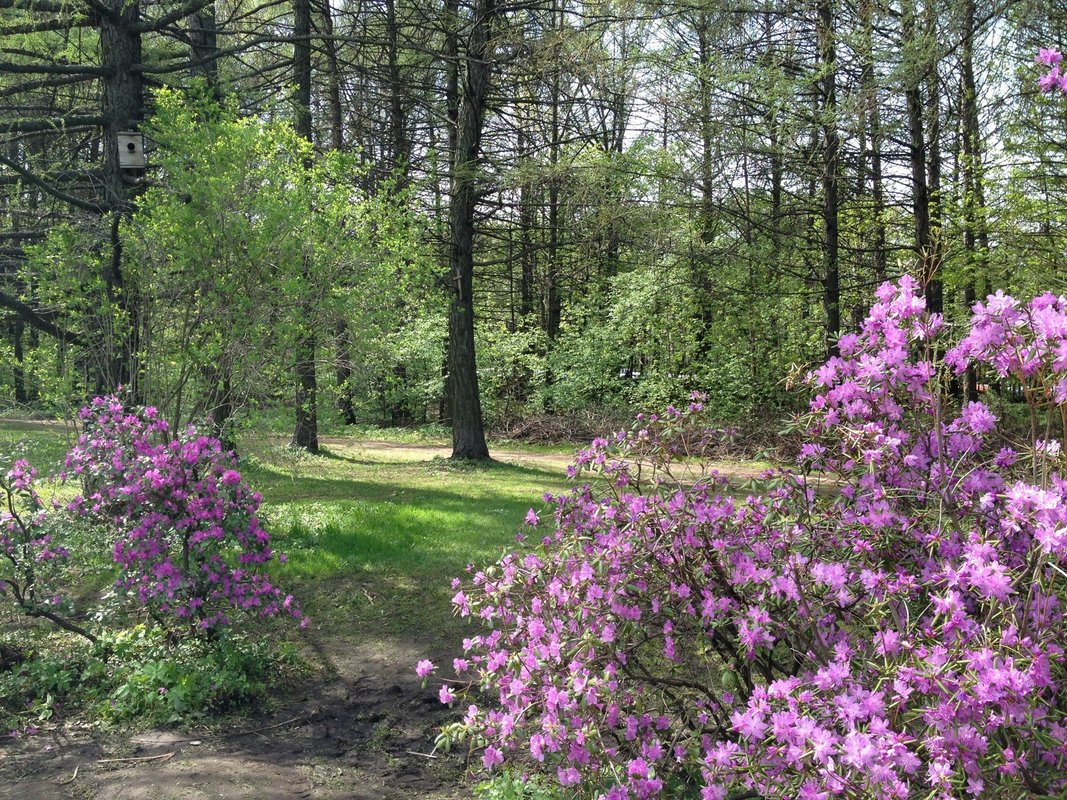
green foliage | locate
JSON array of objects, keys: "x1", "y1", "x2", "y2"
[
  {"x1": 475, "y1": 771, "x2": 566, "y2": 800},
  {"x1": 99, "y1": 626, "x2": 299, "y2": 724},
  {"x1": 18, "y1": 86, "x2": 433, "y2": 432},
  {"x1": 476, "y1": 324, "x2": 548, "y2": 427},
  {"x1": 0, "y1": 626, "x2": 300, "y2": 732},
  {"x1": 0, "y1": 646, "x2": 82, "y2": 729}
]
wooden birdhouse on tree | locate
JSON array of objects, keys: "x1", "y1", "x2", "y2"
[{"x1": 117, "y1": 131, "x2": 145, "y2": 169}]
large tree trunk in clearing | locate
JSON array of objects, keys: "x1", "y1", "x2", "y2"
[
  {"x1": 446, "y1": 0, "x2": 494, "y2": 460},
  {"x1": 291, "y1": 0, "x2": 319, "y2": 454}
]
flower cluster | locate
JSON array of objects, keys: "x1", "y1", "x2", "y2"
[
  {"x1": 1037, "y1": 48, "x2": 1067, "y2": 94},
  {"x1": 64, "y1": 396, "x2": 304, "y2": 632},
  {"x1": 432, "y1": 279, "x2": 1067, "y2": 799}
]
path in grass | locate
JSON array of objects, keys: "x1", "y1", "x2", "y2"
[{"x1": 0, "y1": 427, "x2": 771, "y2": 799}]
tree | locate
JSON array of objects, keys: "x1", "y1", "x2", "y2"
[{"x1": 446, "y1": 0, "x2": 498, "y2": 460}]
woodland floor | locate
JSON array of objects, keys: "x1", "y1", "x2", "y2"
[
  {"x1": 0, "y1": 435, "x2": 770, "y2": 800},
  {"x1": 0, "y1": 630, "x2": 469, "y2": 800}
]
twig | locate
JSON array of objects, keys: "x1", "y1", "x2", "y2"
[
  {"x1": 98, "y1": 752, "x2": 175, "y2": 764},
  {"x1": 130, "y1": 736, "x2": 202, "y2": 745},
  {"x1": 55, "y1": 765, "x2": 79, "y2": 785},
  {"x1": 227, "y1": 715, "x2": 307, "y2": 738},
  {"x1": 405, "y1": 750, "x2": 438, "y2": 759}
]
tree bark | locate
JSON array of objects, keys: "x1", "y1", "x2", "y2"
[
  {"x1": 691, "y1": 14, "x2": 716, "y2": 348},
  {"x1": 11, "y1": 318, "x2": 26, "y2": 403},
  {"x1": 99, "y1": 0, "x2": 145, "y2": 399},
  {"x1": 446, "y1": 0, "x2": 495, "y2": 460},
  {"x1": 922, "y1": 0, "x2": 943, "y2": 315},
  {"x1": 859, "y1": 0, "x2": 887, "y2": 281},
  {"x1": 902, "y1": 0, "x2": 936, "y2": 312},
  {"x1": 385, "y1": 0, "x2": 407, "y2": 178},
  {"x1": 291, "y1": 0, "x2": 319, "y2": 453},
  {"x1": 319, "y1": 0, "x2": 344, "y2": 151},
  {"x1": 817, "y1": 0, "x2": 840, "y2": 359},
  {"x1": 960, "y1": 0, "x2": 988, "y2": 402}
]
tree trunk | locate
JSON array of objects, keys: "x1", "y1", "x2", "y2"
[
  {"x1": 446, "y1": 0, "x2": 495, "y2": 460},
  {"x1": 691, "y1": 14, "x2": 716, "y2": 348},
  {"x1": 188, "y1": 2, "x2": 219, "y2": 94},
  {"x1": 902, "y1": 0, "x2": 936, "y2": 312},
  {"x1": 923, "y1": 0, "x2": 943, "y2": 315},
  {"x1": 960, "y1": 0, "x2": 988, "y2": 402},
  {"x1": 206, "y1": 363, "x2": 236, "y2": 453},
  {"x1": 518, "y1": 126, "x2": 535, "y2": 319},
  {"x1": 385, "y1": 0, "x2": 407, "y2": 178},
  {"x1": 859, "y1": 0, "x2": 887, "y2": 281},
  {"x1": 11, "y1": 318, "x2": 27, "y2": 403},
  {"x1": 291, "y1": 0, "x2": 319, "y2": 453},
  {"x1": 545, "y1": 0, "x2": 562, "y2": 345},
  {"x1": 320, "y1": 0, "x2": 344, "y2": 151},
  {"x1": 100, "y1": 0, "x2": 144, "y2": 400},
  {"x1": 817, "y1": 0, "x2": 840, "y2": 358}
]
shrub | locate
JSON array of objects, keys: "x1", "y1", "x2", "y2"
[
  {"x1": 100, "y1": 626, "x2": 298, "y2": 723},
  {"x1": 63, "y1": 396, "x2": 304, "y2": 633},
  {"x1": 0, "y1": 625, "x2": 300, "y2": 732},
  {"x1": 433, "y1": 278, "x2": 1067, "y2": 799}
]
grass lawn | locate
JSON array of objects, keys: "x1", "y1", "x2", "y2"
[{"x1": 244, "y1": 437, "x2": 574, "y2": 640}]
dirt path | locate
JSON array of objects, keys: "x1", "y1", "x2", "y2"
[{"x1": 0, "y1": 634, "x2": 470, "y2": 800}]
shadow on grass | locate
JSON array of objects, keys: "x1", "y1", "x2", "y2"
[
  {"x1": 245, "y1": 456, "x2": 566, "y2": 503},
  {"x1": 261, "y1": 471, "x2": 556, "y2": 578},
  {"x1": 314, "y1": 444, "x2": 567, "y2": 478}
]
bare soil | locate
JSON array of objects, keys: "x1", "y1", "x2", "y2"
[{"x1": 0, "y1": 633, "x2": 472, "y2": 800}]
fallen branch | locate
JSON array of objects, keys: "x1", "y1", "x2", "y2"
[
  {"x1": 227, "y1": 715, "x2": 308, "y2": 738},
  {"x1": 98, "y1": 752, "x2": 175, "y2": 764},
  {"x1": 129, "y1": 736, "x2": 203, "y2": 746}
]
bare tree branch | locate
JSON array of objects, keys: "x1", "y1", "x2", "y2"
[
  {"x1": 0, "y1": 292, "x2": 86, "y2": 346},
  {"x1": 0, "y1": 153, "x2": 109, "y2": 213},
  {"x1": 0, "y1": 115, "x2": 106, "y2": 134},
  {"x1": 0, "y1": 61, "x2": 111, "y2": 76},
  {"x1": 132, "y1": 0, "x2": 215, "y2": 33}
]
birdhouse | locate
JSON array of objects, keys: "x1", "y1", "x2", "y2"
[{"x1": 117, "y1": 131, "x2": 145, "y2": 169}]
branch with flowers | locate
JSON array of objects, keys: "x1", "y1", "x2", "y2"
[
  {"x1": 62, "y1": 396, "x2": 306, "y2": 634},
  {"x1": 1037, "y1": 48, "x2": 1066, "y2": 93}
]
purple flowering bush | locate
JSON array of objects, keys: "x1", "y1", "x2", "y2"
[
  {"x1": 63, "y1": 396, "x2": 304, "y2": 633},
  {"x1": 1, "y1": 399, "x2": 306, "y2": 731},
  {"x1": 434, "y1": 278, "x2": 1067, "y2": 799}
]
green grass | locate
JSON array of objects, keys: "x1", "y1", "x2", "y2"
[
  {"x1": 0, "y1": 420, "x2": 78, "y2": 473},
  {"x1": 242, "y1": 440, "x2": 572, "y2": 637}
]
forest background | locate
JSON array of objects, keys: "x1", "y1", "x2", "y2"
[{"x1": 0, "y1": 0, "x2": 1062, "y2": 454}]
